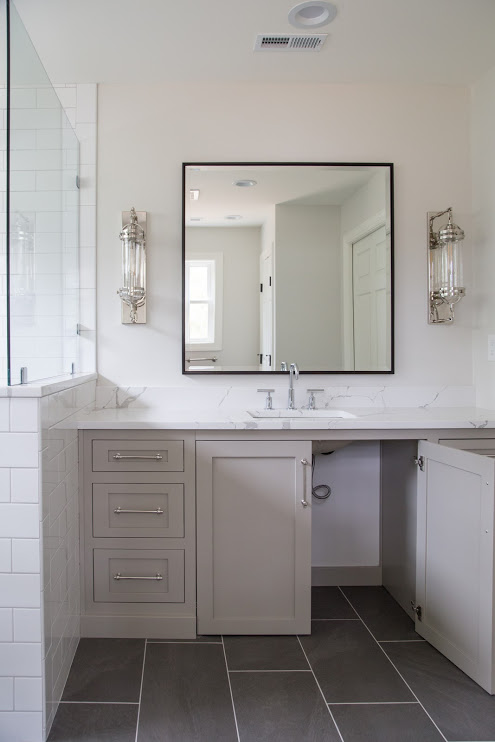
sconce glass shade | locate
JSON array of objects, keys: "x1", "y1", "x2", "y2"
[
  {"x1": 118, "y1": 207, "x2": 146, "y2": 323},
  {"x1": 428, "y1": 208, "x2": 465, "y2": 324}
]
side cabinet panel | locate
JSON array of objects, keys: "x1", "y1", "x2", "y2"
[
  {"x1": 416, "y1": 440, "x2": 495, "y2": 693},
  {"x1": 196, "y1": 440, "x2": 312, "y2": 635}
]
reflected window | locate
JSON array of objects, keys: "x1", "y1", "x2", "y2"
[{"x1": 185, "y1": 254, "x2": 223, "y2": 349}]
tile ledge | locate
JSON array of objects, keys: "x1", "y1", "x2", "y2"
[{"x1": 0, "y1": 372, "x2": 97, "y2": 398}]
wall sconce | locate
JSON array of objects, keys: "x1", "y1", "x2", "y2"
[
  {"x1": 428, "y1": 207, "x2": 465, "y2": 324},
  {"x1": 118, "y1": 207, "x2": 147, "y2": 324}
]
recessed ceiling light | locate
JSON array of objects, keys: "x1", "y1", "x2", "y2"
[
  {"x1": 288, "y1": 1, "x2": 337, "y2": 29},
  {"x1": 233, "y1": 179, "x2": 257, "y2": 187},
  {"x1": 190, "y1": 217, "x2": 203, "y2": 222},
  {"x1": 225, "y1": 215, "x2": 242, "y2": 220}
]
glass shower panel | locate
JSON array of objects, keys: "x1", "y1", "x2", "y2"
[
  {"x1": 7, "y1": 0, "x2": 80, "y2": 384},
  {"x1": 0, "y1": 0, "x2": 7, "y2": 384}
]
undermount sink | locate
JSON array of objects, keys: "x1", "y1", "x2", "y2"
[{"x1": 247, "y1": 409, "x2": 357, "y2": 419}]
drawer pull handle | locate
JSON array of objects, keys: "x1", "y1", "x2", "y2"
[
  {"x1": 113, "y1": 572, "x2": 163, "y2": 581},
  {"x1": 114, "y1": 507, "x2": 164, "y2": 515},
  {"x1": 113, "y1": 453, "x2": 163, "y2": 461}
]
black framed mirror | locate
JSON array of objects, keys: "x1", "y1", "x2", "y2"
[{"x1": 182, "y1": 162, "x2": 394, "y2": 374}]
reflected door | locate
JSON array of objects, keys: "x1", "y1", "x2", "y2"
[
  {"x1": 259, "y1": 250, "x2": 273, "y2": 369},
  {"x1": 352, "y1": 226, "x2": 389, "y2": 371}
]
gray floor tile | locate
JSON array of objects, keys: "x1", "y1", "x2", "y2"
[
  {"x1": 48, "y1": 703, "x2": 138, "y2": 742},
  {"x1": 137, "y1": 642, "x2": 237, "y2": 742},
  {"x1": 312, "y1": 586, "x2": 359, "y2": 619},
  {"x1": 341, "y1": 586, "x2": 420, "y2": 641},
  {"x1": 330, "y1": 702, "x2": 445, "y2": 741},
  {"x1": 224, "y1": 635, "x2": 309, "y2": 670},
  {"x1": 300, "y1": 621, "x2": 414, "y2": 703},
  {"x1": 62, "y1": 638, "x2": 145, "y2": 703},
  {"x1": 230, "y1": 671, "x2": 341, "y2": 741},
  {"x1": 383, "y1": 640, "x2": 495, "y2": 741}
]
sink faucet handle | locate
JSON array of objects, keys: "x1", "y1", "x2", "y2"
[
  {"x1": 257, "y1": 388, "x2": 275, "y2": 410},
  {"x1": 306, "y1": 388, "x2": 324, "y2": 410}
]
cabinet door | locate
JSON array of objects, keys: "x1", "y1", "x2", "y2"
[
  {"x1": 196, "y1": 440, "x2": 312, "y2": 634},
  {"x1": 416, "y1": 440, "x2": 495, "y2": 693}
]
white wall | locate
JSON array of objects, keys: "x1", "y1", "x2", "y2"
[
  {"x1": 275, "y1": 204, "x2": 342, "y2": 370},
  {"x1": 185, "y1": 226, "x2": 260, "y2": 367},
  {"x1": 96, "y1": 82, "x2": 472, "y2": 388},
  {"x1": 471, "y1": 65, "x2": 495, "y2": 408}
]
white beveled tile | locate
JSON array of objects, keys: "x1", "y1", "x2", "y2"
[
  {"x1": 14, "y1": 677, "x2": 42, "y2": 711},
  {"x1": 80, "y1": 206, "x2": 96, "y2": 248},
  {"x1": 0, "y1": 609, "x2": 12, "y2": 641},
  {"x1": 0, "y1": 505, "x2": 39, "y2": 539},
  {"x1": 0, "y1": 399, "x2": 9, "y2": 431},
  {"x1": 10, "y1": 469, "x2": 39, "y2": 504},
  {"x1": 54, "y1": 86, "x2": 76, "y2": 111},
  {"x1": 0, "y1": 434, "x2": 39, "y2": 468},
  {"x1": 0, "y1": 710, "x2": 43, "y2": 741},
  {"x1": 10, "y1": 399, "x2": 39, "y2": 433},
  {"x1": 0, "y1": 678, "x2": 13, "y2": 711},
  {"x1": 0, "y1": 575, "x2": 40, "y2": 608},
  {"x1": 0, "y1": 469, "x2": 10, "y2": 502},
  {"x1": 0, "y1": 643, "x2": 42, "y2": 676},
  {"x1": 0, "y1": 539, "x2": 11, "y2": 572},
  {"x1": 76, "y1": 84, "x2": 97, "y2": 123},
  {"x1": 12, "y1": 541, "x2": 40, "y2": 574},
  {"x1": 13, "y1": 610, "x2": 42, "y2": 643}
]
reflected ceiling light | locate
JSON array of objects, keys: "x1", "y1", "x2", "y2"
[
  {"x1": 189, "y1": 189, "x2": 200, "y2": 200},
  {"x1": 288, "y1": 1, "x2": 337, "y2": 29},
  {"x1": 233, "y1": 179, "x2": 257, "y2": 187},
  {"x1": 225, "y1": 215, "x2": 242, "y2": 220}
]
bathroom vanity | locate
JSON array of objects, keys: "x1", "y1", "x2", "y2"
[{"x1": 74, "y1": 408, "x2": 495, "y2": 695}]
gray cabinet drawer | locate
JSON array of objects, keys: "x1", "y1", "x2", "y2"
[
  {"x1": 92, "y1": 484, "x2": 184, "y2": 538},
  {"x1": 92, "y1": 439, "x2": 184, "y2": 472},
  {"x1": 93, "y1": 549, "x2": 185, "y2": 603}
]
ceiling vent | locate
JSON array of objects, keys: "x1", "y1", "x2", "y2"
[{"x1": 254, "y1": 34, "x2": 327, "y2": 52}]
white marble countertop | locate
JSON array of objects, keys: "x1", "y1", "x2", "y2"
[{"x1": 59, "y1": 405, "x2": 495, "y2": 431}]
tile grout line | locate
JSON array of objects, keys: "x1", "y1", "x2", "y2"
[
  {"x1": 296, "y1": 635, "x2": 345, "y2": 742},
  {"x1": 328, "y1": 701, "x2": 420, "y2": 706},
  {"x1": 380, "y1": 639, "x2": 427, "y2": 643},
  {"x1": 58, "y1": 700, "x2": 140, "y2": 705},
  {"x1": 221, "y1": 636, "x2": 241, "y2": 742},
  {"x1": 229, "y1": 669, "x2": 312, "y2": 673},
  {"x1": 146, "y1": 640, "x2": 222, "y2": 644},
  {"x1": 337, "y1": 587, "x2": 448, "y2": 742},
  {"x1": 134, "y1": 638, "x2": 148, "y2": 742}
]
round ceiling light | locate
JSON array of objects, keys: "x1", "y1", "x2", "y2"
[
  {"x1": 288, "y1": 1, "x2": 337, "y2": 29},
  {"x1": 233, "y1": 179, "x2": 257, "y2": 187}
]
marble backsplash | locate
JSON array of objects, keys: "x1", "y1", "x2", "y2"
[{"x1": 93, "y1": 384, "x2": 477, "y2": 413}]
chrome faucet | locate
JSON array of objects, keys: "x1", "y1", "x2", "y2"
[{"x1": 288, "y1": 362, "x2": 299, "y2": 409}]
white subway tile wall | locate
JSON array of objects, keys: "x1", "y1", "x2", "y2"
[
  {"x1": 0, "y1": 82, "x2": 97, "y2": 742},
  {"x1": 0, "y1": 377, "x2": 96, "y2": 742},
  {"x1": 0, "y1": 83, "x2": 96, "y2": 387}
]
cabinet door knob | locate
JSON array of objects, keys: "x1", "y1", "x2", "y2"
[{"x1": 301, "y1": 458, "x2": 310, "y2": 465}]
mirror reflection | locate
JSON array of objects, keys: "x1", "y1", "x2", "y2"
[{"x1": 183, "y1": 163, "x2": 393, "y2": 373}]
